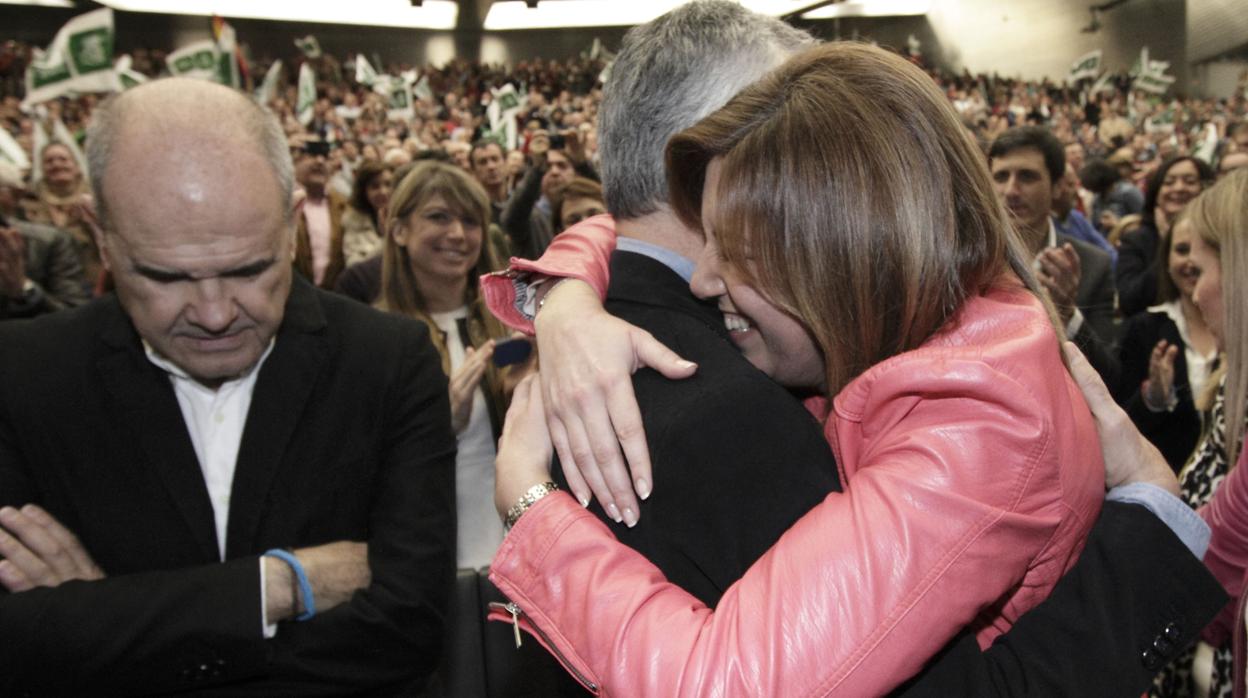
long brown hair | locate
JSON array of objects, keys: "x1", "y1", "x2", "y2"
[
  {"x1": 377, "y1": 160, "x2": 497, "y2": 318},
  {"x1": 667, "y1": 42, "x2": 1052, "y2": 394},
  {"x1": 1186, "y1": 169, "x2": 1248, "y2": 466}
]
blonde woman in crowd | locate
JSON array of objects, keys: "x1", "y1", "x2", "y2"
[{"x1": 377, "y1": 160, "x2": 526, "y2": 569}]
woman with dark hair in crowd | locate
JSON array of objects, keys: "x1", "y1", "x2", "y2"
[
  {"x1": 1115, "y1": 214, "x2": 1218, "y2": 473},
  {"x1": 377, "y1": 160, "x2": 525, "y2": 569},
  {"x1": 341, "y1": 160, "x2": 393, "y2": 267},
  {"x1": 1080, "y1": 157, "x2": 1145, "y2": 236},
  {"x1": 1116, "y1": 155, "x2": 1216, "y2": 316},
  {"x1": 486, "y1": 42, "x2": 1101, "y2": 696},
  {"x1": 550, "y1": 176, "x2": 604, "y2": 232}
]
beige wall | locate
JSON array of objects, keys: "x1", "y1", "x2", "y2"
[{"x1": 802, "y1": 0, "x2": 1188, "y2": 91}]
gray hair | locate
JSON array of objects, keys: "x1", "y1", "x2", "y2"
[
  {"x1": 598, "y1": 0, "x2": 815, "y2": 220},
  {"x1": 86, "y1": 78, "x2": 294, "y2": 230}
]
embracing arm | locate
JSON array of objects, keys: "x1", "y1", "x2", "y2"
[
  {"x1": 491, "y1": 364, "x2": 1083, "y2": 697},
  {"x1": 480, "y1": 216, "x2": 695, "y2": 520},
  {"x1": 480, "y1": 215, "x2": 618, "y2": 333}
]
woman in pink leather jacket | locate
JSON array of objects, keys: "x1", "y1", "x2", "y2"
[{"x1": 487, "y1": 43, "x2": 1103, "y2": 696}]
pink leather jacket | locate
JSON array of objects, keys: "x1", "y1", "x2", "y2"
[
  {"x1": 1200, "y1": 447, "x2": 1248, "y2": 697},
  {"x1": 483, "y1": 218, "x2": 1103, "y2": 696}
]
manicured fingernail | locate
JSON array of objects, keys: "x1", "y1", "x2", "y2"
[
  {"x1": 635, "y1": 479, "x2": 651, "y2": 500},
  {"x1": 622, "y1": 507, "x2": 637, "y2": 528},
  {"x1": 576, "y1": 492, "x2": 590, "y2": 508},
  {"x1": 678, "y1": 360, "x2": 697, "y2": 370},
  {"x1": 605, "y1": 502, "x2": 623, "y2": 523}
]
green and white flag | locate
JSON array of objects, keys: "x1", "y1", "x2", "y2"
[
  {"x1": 1129, "y1": 46, "x2": 1175, "y2": 95},
  {"x1": 413, "y1": 75, "x2": 433, "y2": 102},
  {"x1": 386, "y1": 74, "x2": 415, "y2": 122},
  {"x1": 22, "y1": 8, "x2": 118, "y2": 108},
  {"x1": 113, "y1": 55, "x2": 148, "y2": 90},
  {"x1": 297, "y1": 63, "x2": 317, "y2": 126},
  {"x1": 167, "y1": 40, "x2": 221, "y2": 82},
  {"x1": 294, "y1": 35, "x2": 322, "y2": 59},
  {"x1": 1134, "y1": 71, "x2": 1176, "y2": 95},
  {"x1": 1069, "y1": 50, "x2": 1101, "y2": 82},
  {"x1": 214, "y1": 21, "x2": 241, "y2": 89},
  {"x1": 354, "y1": 54, "x2": 379, "y2": 87},
  {"x1": 0, "y1": 128, "x2": 30, "y2": 171},
  {"x1": 1088, "y1": 71, "x2": 1115, "y2": 97},
  {"x1": 487, "y1": 84, "x2": 526, "y2": 151},
  {"x1": 255, "y1": 59, "x2": 282, "y2": 104}
]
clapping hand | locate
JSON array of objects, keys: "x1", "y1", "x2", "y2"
[
  {"x1": 1143, "y1": 340, "x2": 1179, "y2": 410},
  {"x1": 1036, "y1": 243, "x2": 1082, "y2": 325},
  {"x1": 450, "y1": 340, "x2": 495, "y2": 434}
]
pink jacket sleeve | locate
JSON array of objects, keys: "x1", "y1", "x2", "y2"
[
  {"x1": 479, "y1": 214, "x2": 618, "y2": 334},
  {"x1": 1199, "y1": 448, "x2": 1248, "y2": 644},
  {"x1": 489, "y1": 359, "x2": 1090, "y2": 697}
]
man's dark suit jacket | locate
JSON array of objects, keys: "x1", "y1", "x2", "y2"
[
  {"x1": 0, "y1": 220, "x2": 89, "y2": 320},
  {"x1": 1060, "y1": 231, "x2": 1122, "y2": 387},
  {"x1": 555, "y1": 249, "x2": 1225, "y2": 695},
  {"x1": 0, "y1": 276, "x2": 456, "y2": 696}
]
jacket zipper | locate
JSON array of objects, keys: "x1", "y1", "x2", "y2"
[{"x1": 488, "y1": 601, "x2": 600, "y2": 694}]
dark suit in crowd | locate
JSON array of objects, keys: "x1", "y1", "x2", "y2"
[
  {"x1": 0, "y1": 277, "x2": 456, "y2": 696},
  {"x1": 1060, "y1": 231, "x2": 1122, "y2": 386},
  {"x1": 0, "y1": 220, "x2": 89, "y2": 320}
]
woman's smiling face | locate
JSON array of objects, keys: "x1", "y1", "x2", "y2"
[{"x1": 689, "y1": 159, "x2": 825, "y2": 391}]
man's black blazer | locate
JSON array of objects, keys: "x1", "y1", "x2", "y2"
[
  {"x1": 1061, "y1": 231, "x2": 1122, "y2": 387},
  {"x1": 0, "y1": 276, "x2": 457, "y2": 696},
  {"x1": 555, "y1": 249, "x2": 1225, "y2": 696}
]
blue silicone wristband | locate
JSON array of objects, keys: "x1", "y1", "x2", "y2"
[{"x1": 264, "y1": 548, "x2": 316, "y2": 621}]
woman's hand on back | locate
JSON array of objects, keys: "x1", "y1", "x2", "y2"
[{"x1": 534, "y1": 279, "x2": 697, "y2": 526}]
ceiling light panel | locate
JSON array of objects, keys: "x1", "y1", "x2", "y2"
[
  {"x1": 95, "y1": 0, "x2": 458, "y2": 30},
  {"x1": 0, "y1": 0, "x2": 75, "y2": 6},
  {"x1": 484, "y1": 0, "x2": 809, "y2": 31},
  {"x1": 800, "y1": 0, "x2": 930, "y2": 20}
]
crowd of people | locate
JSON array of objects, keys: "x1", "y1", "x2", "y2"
[{"x1": 3, "y1": 1, "x2": 1248, "y2": 695}]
